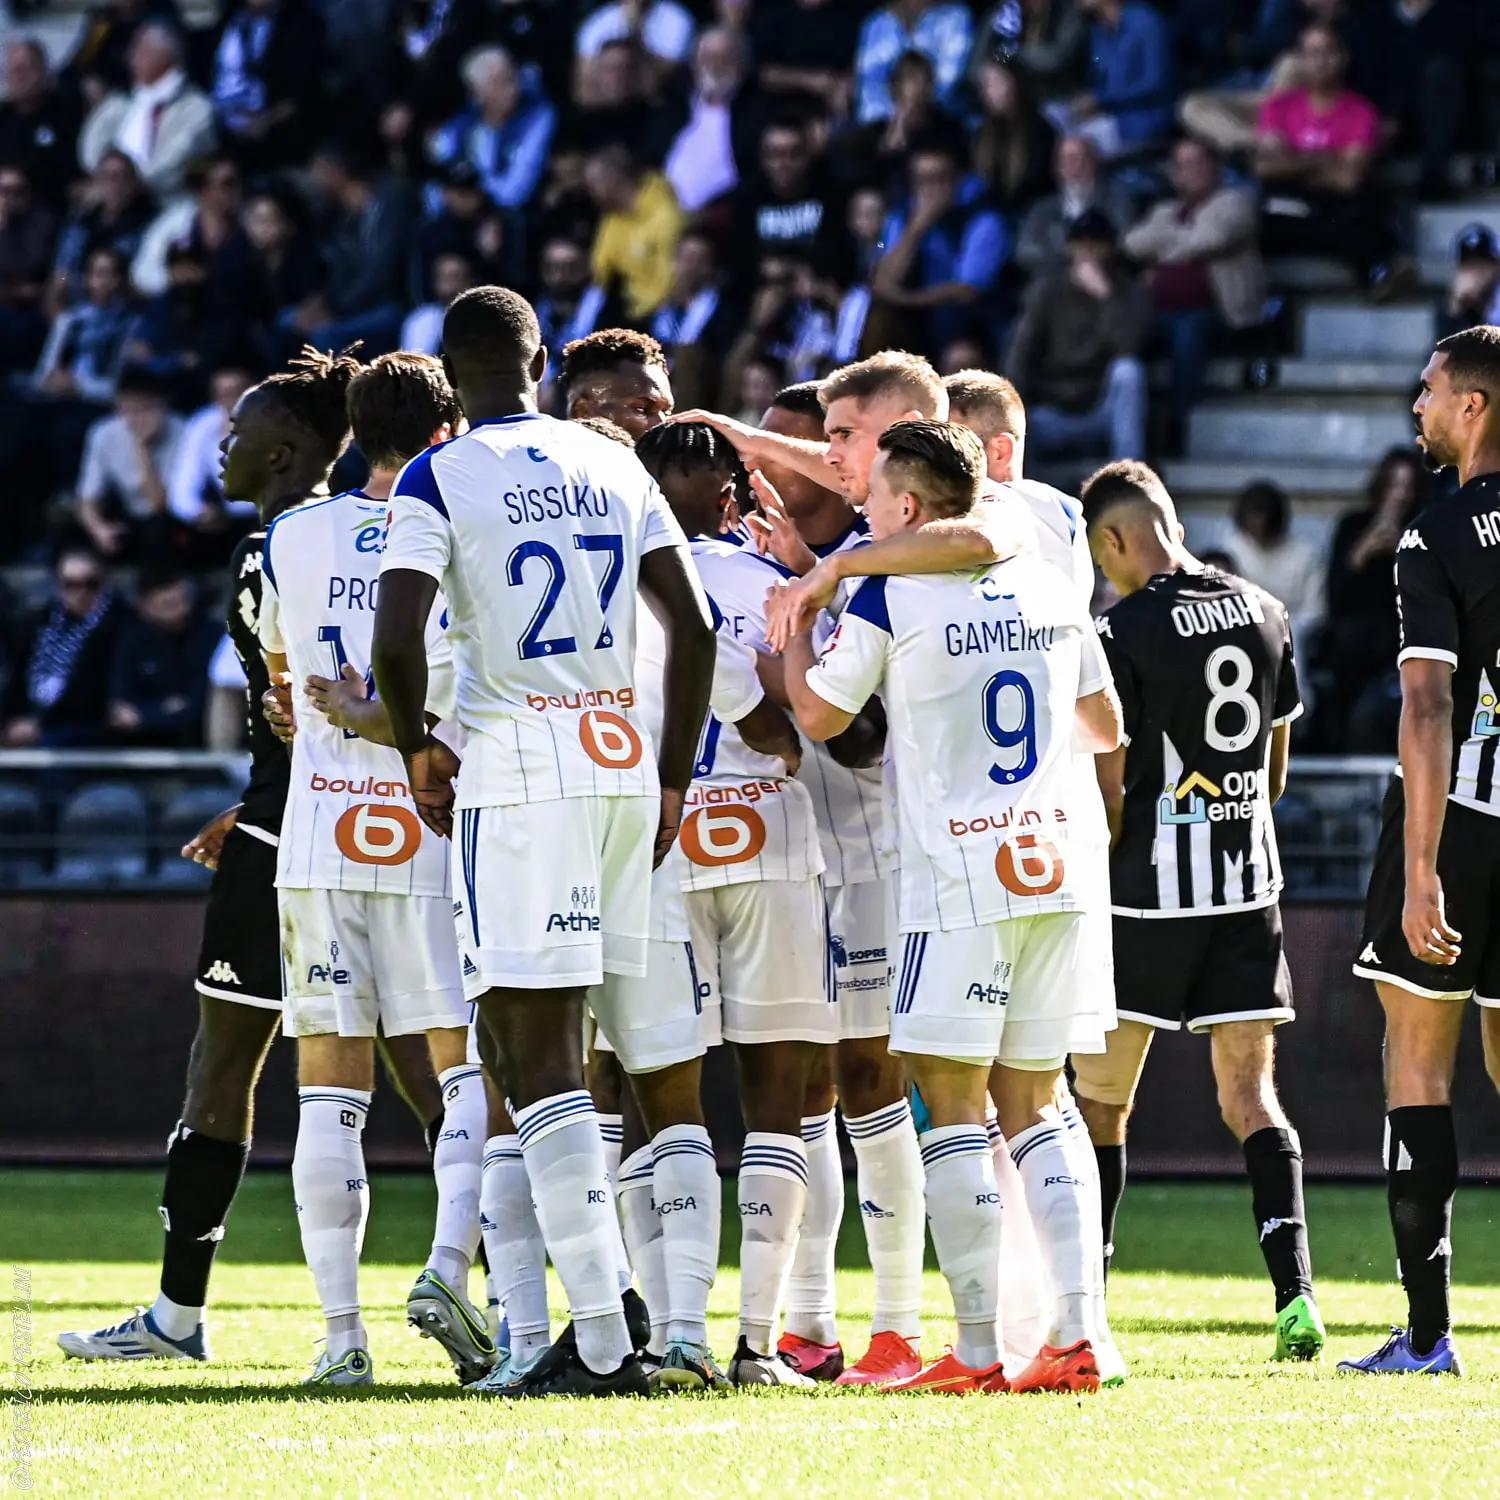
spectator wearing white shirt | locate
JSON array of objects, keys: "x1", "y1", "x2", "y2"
[
  {"x1": 575, "y1": 1, "x2": 696, "y2": 96},
  {"x1": 78, "y1": 23, "x2": 216, "y2": 201},
  {"x1": 168, "y1": 366, "x2": 256, "y2": 527},
  {"x1": 663, "y1": 28, "x2": 751, "y2": 214}
]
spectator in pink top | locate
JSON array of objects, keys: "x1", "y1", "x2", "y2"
[{"x1": 1254, "y1": 23, "x2": 1412, "y2": 300}]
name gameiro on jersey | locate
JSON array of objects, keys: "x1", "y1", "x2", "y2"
[
  {"x1": 805, "y1": 554, "x2": 1107, "y2": 932},
  {"x1": 259, "y1": 490, "x2": 452, "y2": 896},
  {"x1": 380, "y1": 413, "x2": 688, "y2": 810},
  {"x1": 1098, "y1": 566, "x2": 1300, "y2": 916},
  {"x1": 679, "y1": 538, "x2": 824, "y2": 890},
  {"x1": 1394, "y1": 472, "x2": 1500, "y2": 816}
]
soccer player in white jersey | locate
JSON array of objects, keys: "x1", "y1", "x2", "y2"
[
  {"x1": 762, "y1": 370, "x2": 1124, "y2": 1380},
  {"x1": 257, "y1": 352, "x2": 488, "y2": 1389},
  {"x1": 784, "y1": 421, "x2": 1122, "y2": 1395},
  {"x1": 372, "y1": 287, "x2": 716, "y2": 1398},
  {"x1": 739, "y1": 381, "x2": 928, "y2": 1388},
  {"x1": 633, "y1": 420, "x2": 833, "y2": 1388}
]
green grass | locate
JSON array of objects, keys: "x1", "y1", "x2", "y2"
[{"x1": 7, "y1": 1171, "x2": 1500, "y2": 1497}]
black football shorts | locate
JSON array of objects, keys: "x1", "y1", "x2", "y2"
[{"x1": 193, "y1": 824, "x2": 282, "y2": 1010}]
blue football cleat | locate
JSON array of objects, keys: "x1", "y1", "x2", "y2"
[
  {"x1": 58, "y1": 1307, "x2": 208, "y2": 1362},
  {"x1": 1337, "y1": 1327, "x2": 1463, "y2": 1376}
]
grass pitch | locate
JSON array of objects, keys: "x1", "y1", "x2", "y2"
[{"x1": 7, "y1": 1170, "x2": 1500, "y2": 1498}]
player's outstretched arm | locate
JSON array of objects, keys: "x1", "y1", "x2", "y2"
[
  {"x1": 670, "y1": 408, "x2": 831, "y2": 488},
  {"x1": 640, "y1": 543, "x2": 717, "y2": 866},
  {"x1": 1397, "y1": 657, "x2": 1461, "y2": 966}
]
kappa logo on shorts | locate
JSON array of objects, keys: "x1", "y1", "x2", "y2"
[
  {"x1": 1359, "y1": 943, "x2": 1380, "y2": 965},
  {"x1": 202, "y1": 960, "x2": 241, "y2": 985}
]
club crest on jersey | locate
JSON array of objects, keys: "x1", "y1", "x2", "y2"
[{"x1": 1473, "y1": 673, "x2": 1499, "y2": 737}]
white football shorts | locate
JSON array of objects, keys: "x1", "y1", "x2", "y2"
[
  {"x1": 686, "y1": 878, "x2": 836, "y2": 1046},
  {"x1": 452, "y1": 796, "x2": 655, "y2": 996},
  {"x1": 279, "y1": 887, "x2": 466, "y2": 1038},
  {"x1": 890, "y1": 911, "x2": 1104, "y2": 1066},
  {"x1": 826, "y1": 877, "x2": 897, "y2": 1040}
]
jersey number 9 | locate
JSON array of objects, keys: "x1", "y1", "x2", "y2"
[{"x1": 983, "y1": 669, "x2": 1038, "y2": 785}]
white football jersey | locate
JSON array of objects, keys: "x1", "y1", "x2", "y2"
[
  {"x1": 381, "y1": 413, "x2": 688, "y2": 809},
  {"x1": 634, "y1": 594, "x2": 766, "y2": 937},
  {"x1": 806, "y1": 554, "x2": 1110, "y2": 932},
  {"x1": 999, "y1": 477, "x2": 1094, "y2": 608},
  {"x1": 680, "y1": 538, "x2": 825, "y2": 890},
  {"x1": 260, "y1": 490, "x2": 451, "y2": 896}
]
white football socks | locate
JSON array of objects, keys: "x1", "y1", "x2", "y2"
[
  {"x1": 737, "y1": 1132, "x2": 808, "y2": 1354},
  {"x1": 428, "y1": 1064, "x2": 484, "y2": 1288},
  {"x1": 785, "y1": 1110, "x2": 841, "y2": 1346},
  {"x1": 293, "y1": 1086, "x2": 371, "y2": 1358},
  {"x1": 617, "y1": 1144, "x2": 668, "y2": 1357},
  {"x1": 987, "y1": 1108, "x2": 1049, "y2": 1370},
  {"x1": 598, "y1": 1112, "x2": 624, "y2": 1185},
  {"x1": 148, "y1": 1292, "x2": 200, "y2": 1343},
  {"x1": 1010, "y1": 1115, "x2": 1094, "y2": 1348},
  {"x1": 479, "y1": 1135, "x2": 549, "y2": 1357},
  {"x1": 514, "y1": 1091, "x2": 632, "y2": 1374},
  {"x1": 845, "y1": 1099, "x2": 924, "y2": 1343},
  {"x1": 1057, "y1": 1091, "x2": 1111, "y2": 1346},
  {"x1": 652, "y1": 1124, "x2": 719, "y2": 1347},
  {"x1": 920, "y1": 1124, "x2": 1001, "y2": 1371}
]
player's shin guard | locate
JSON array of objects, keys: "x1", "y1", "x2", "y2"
[
  {"x1": 479, "y1": 1135, "x2": 549, "y2": 1356},
  {"x1": 845, "y1": 1100, "x2": 924, "y2": 1342},
  {"x1": 1010, "y1": 1118, "x2": 1093, "y2": 1348},
  {"x1": 617, "y1": 1145, "x2": 668, "y2": 1356},
  {"x1": 1243, "y1": 1125, "x2": 1314, "y2": 1313},
  {"x1": 293, "y1": 1087, "x2": 371, "y2": 1356},
  {"x1": 1386, "y1": 1106, "x2": 1458, "y2": 1354},
  {"x1": 920, "y1": 1125, "x2": 1002, "y2": 1370},
  {"x1": 737, "y1": 1132, "x2": 808, "y2": 1354},
  {"x1": 652, "y1": 1124, "x2": 720, "y2": 1346},
  {"x1": 429, "y1": 1065, "x2": 484, "y2": 1286},
  {"x1": 785, "y1": 1111, "x2": 842, "y2": 1346},
  {"x1": 514, "y1": 1091, "x2": 632, "y2": 1374},
  {"x1": 156, "y1": 1121, "x2": 249, "y2": 1335}
]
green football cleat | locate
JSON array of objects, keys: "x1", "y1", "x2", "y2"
[
  {"x1": 305, "y1": 1345, "x2": 374, "y2": 1388},
  {"x1": 1273, "y1": 1294, "x2": 1326, "y2": 1362},
  {"x1": 407, "y1": 1268, "x2": 497, "y2": 1384}
]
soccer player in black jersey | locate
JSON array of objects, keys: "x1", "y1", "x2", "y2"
[
  {"x1": 1072, "y1": 460, "x2": 1326, "y2": 1363},
  {"x1": 1341, "y1": 327, "x2": 1500, "y2": 1377},
  {"x1": 58, "y1": 351, "x2": 439, "y2": 1363}
]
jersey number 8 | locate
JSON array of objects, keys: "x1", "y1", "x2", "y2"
[{"x1": 1203, "y1": 645, "x2": 1261, "y2": 753}]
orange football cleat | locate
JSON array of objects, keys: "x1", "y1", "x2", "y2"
[
  {"x1": 884, "y1": 1348, "x2": 1004, "y2": 1395},
  {"x1": 1009, "y1": 1339, "x2": 1101, "y2": 1394},
  {"x1": 833, "y1": 1329, "x2": 922, "y2": 1387},
  {"x1": 776, "y1": 1332, "x2": 845, "y2": 1381}
]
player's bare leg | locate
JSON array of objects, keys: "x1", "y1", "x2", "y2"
[
  {"x1": 888, "y1": 1054, "x2": 1006, "y2": 1394},
  {"x1": 293, "y1": 1033, "x2": 376, "y2": 1387},
  {"x1": 1479, "y1": 1005, "x2": 1500, "y2": 1099},
  {"x1": 1208, "y1": 1020, "x2": 1322, "y2": 1359},
  {"x1": 730, "y1": 1039, "x2": 825, "y2": 1386},
  {"x1": 376, "y1": 1030, "x2": 444, "y2": 1148},
  {"x1": 994, "y1": 1062, "x2": 1101, "y2": 1393},
  {"x1": 475, "y1": 986, "x2": 643, "y2": 1394},
  {"x1": 1340, "y1": 984, "x2": 1464, "y2": 1375}
]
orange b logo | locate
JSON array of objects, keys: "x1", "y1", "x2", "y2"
[
  {"x1": 679, "y1": 805, "x2": 767, "y2": 867},
  {"x1": 334, "y1": 803, "x2": 423, "y2": 866},
  {"x1": 995, "y1": 833, "x2": 1064, "y2": 897},
  {"x1": 580, "y1": 710, "x2": 643, "y2": 769}
]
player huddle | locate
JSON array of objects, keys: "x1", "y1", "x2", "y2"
[{"x1": 58, "y1": 291, "x2": 1500, "y2": 1393}]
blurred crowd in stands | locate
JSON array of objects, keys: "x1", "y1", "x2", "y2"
[{"x1": 1, "y1": 0, "x2": 1498, "y2": 756}]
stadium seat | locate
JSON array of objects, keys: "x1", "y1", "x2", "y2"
[
  {"x1": 53, "y1": 782, "x2": 150, "y2": 887},
  {"x1": 0, "y1": 783, "x2": 47, "y2": 886},
  {"x1": 154, "y1": 786, "x2": 238, "y2": 888}
]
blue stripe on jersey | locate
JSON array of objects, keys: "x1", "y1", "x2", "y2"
[
  {"x1": 844, "y1": 575, "x2": 892, "y2": 634},
  {"x1": 809, "y1": 516, "x2": 869, "y2": 558},
  {"x1": 394, "y1": 444, "x2": 450, "y2": 518}
]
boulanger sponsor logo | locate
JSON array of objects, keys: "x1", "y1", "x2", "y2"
[
  {"x1": 525, "y1": 685, "x2": 636, "y2": 713},
  {"x1": 1159, "y1": 768, "x2": 1263, "y2": 826},
  {"x1": 948, "y1": 808, "x2": 1069, "y2": 898}
]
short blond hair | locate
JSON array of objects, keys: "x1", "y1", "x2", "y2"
[
  {"x1": 818, "y1": 350, "x2": 946, "y2": 418},
  {"x1": 943, "y1": 369, "x2": 1026, "y2": 443}
]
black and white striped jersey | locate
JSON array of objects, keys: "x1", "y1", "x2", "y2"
[
  {"x1": 1097, "y1": 566, "x2": 1301, "y2": 917},
  {"x1": 1395, "y1": 472, "x2": 1500, "y2": 816}
]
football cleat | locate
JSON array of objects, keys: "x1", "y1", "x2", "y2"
[
  {"x1": 727, "y1": 1336, "x2": 817, "y2": 1388},
  {"x1": 834, "y1": 1329, "x2": 922, "y2": 1387},
  {"x1": 406, "y1": 1268, "x2": 497, "y2": 1384},
  {"x1": 1273, "y1": 1294, "x2": 1326, "y2": 1362},
  {"x1": 1337, "y1": 1327, "x2": 1463, "y2": 1377},
  {"x1": 497, "y1": 1339, "x2": 649, "y2": 1398},
  {"x1": 777, "y1": 1333, "x2": 845, "y2": 1381},
  {"x1": 885, "y1": 1348, "x2": 1005, "y2": 1395},
  {"x1": 305, "y1": 1345, "x2": 374, "y2": 1388},
  {"x1": 57, "y1": 1308, "x2": 208, "y2": 1363},
  {"x1": 1010, "y1": 1339, "x2": 1101, "y2": 1394},
  {"x1": 649, "y1": 1339, "x2": 732, "y2": 1393},
  {"x1": 1093, "y1": 1335, "x2": 1129, "y2": 1387},
  {"x1": 467, "y1": 1344, "x2": 550, "y2": 1395}
]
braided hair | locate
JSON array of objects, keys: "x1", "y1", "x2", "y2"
[
  {"x1": 258, "y1": 345, "x2": 365, "y2": 465},
  {"x1": 634, "y1": 420, "x2": 738, "y2": 485}
]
